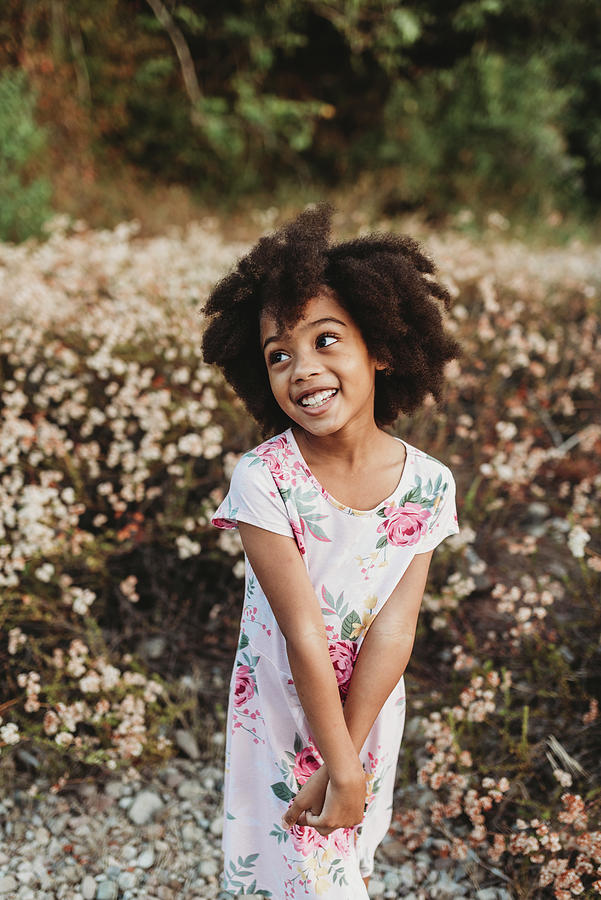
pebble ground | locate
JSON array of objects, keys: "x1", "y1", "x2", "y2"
[{"x1": 0, "y1": 752, "x2": 514, "y2": 899}]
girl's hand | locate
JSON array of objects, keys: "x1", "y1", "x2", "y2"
[
  {"x1": 286, "y1": 763, "x2": 367, "y2": 837},
  {"x1": 282, "y1": 765, "x2": 329, "y2": 830}
]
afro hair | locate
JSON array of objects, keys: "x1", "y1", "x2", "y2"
[{"x1": 201, "y1": 203, "x2": 462, "y2": 436}]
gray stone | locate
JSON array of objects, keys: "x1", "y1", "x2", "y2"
[
  {"x1": 127, "y1": 790, "x2": 164, "y2": 825},
  {"x1": 398, "y1": 862, "x2": 416, "y2": 887},
  {"x1": 118, "y1": 871, "x2": 138, "y2": 889},
  {"x1": 367, "y1": 878, "x2": 386, "y2": 897},
  {"x1": 175, "y1": 729, "x2": 201, "y2": 760},
  {"x1": 476, "y1": 890, "x2": 498, "y2": 900},
  {"x1": 121, "y1": 844, "x2": 138, "y2": 861},
  {"x1": 48, "y1": 813, "x2": 69, "y2": 836},
  {"x1": 96, "y1": 881, "x2": 119, "y2": 900},
  {"x1": 177, "y1": 778, "x2": 203, "y2": 800},
  {"x1": 383, "y1": 870, "x2": 402, "y2": 890},
  {"x1": 199, "y1": 859, "x2": 219, "y2": 877},
  {"x1": 62, "y1": 863, "x2": 83, "y2": 883},
  {"x1": 0, "y1": 875, "x2": 18, "y2": 895},
  {"x1": 32, "y1": 855, "x2": 52, "y2": 889},
  {"x1": 209, "y1": 816, "x2": 223, "y2": 836},
  {"x1": 430, "y1": 872, "x2": 468, "y2": 898},
  {"x1": 81, "y1": 874, "x2": 97, "y2": 900},
  {"x1": 104, "y1": 781, "x2": 128, "y2": 799},
  {"x1": 135, "y1": 847, "x2": 155, "y2": 869}
]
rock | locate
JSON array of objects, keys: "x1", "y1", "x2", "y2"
[
  {"x1": 16, "y1": 867, "x2": 36, "y2": 885},
  {"x1": 135, "y1": 847, "x2": 155, "y2": 869},
  {"x1": 48, "y1": 813, "x2": 69, "y2": 835},
  {"x1": 367, "y1": 878, "x2": 385, "y2": 897},
  {"x1": 127, "y1": 790, "x2": 164, "y2": 825},
  {"x1": 118, "y1": 871, "x2": 138, "y2": 889},
  {"x1": 0, "y1": 875, "x2": 18, "y2": 895},
  {"x1": 476, "y1": 890, "x2": 498, "y2": 900},
  {"x1": 383, "y1": 870, "x2": 402, "y2": 890},
  {"x1": 209, "y1": 816, "x2": 223, "y2": 837},
  {"x1": 177, "y1": 778, "x2": 203, "y2": 800},
  {"x1": 398, "y1": 862, "x2": 416, "y2": 887},
  {"x1": 175, "y1": 729, "x2": 201, "y2": 760},
  {"x1": 62, "y1": 863, "x2": 83, "y2": 883},
  {"x1": 96, "y1": 882, "x2": 119, "y2": 900},
  {"x1": 32, "y1": 855, "x2": 52, "y2": 889},
  {"x1": 379, "y1": 838, "x2": 406, "y2": 863},
  {"x1": 122, "y1": 843, "x2": 138, "y2": 861},
  {"x1": 81, "y1": 874, "x2": 97, "y2": 899},
  {"x1": 104, "y1": 781, "x2": 128, "y2": 799},
  {"x1": 199, "y1": 859, "x2": 219, "y2": 878},
  {"x1": 33, "y1": 827, "x2": 50, "y2": 847}
]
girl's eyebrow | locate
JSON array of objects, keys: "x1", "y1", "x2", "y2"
[{"x1": 262, "y1": 317, "x2": 347, "y2": 351}]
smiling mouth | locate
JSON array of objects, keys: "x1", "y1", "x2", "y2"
[{"x1": 297, "y1": 388, "x2": 338, "y2": 409}]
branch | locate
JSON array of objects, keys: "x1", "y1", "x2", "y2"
[{"x1": 145, "y1": 0, "x2": 204, "y2": 127}]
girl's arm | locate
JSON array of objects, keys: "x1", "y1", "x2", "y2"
[
  {"x1": 342, "y1": 547, "x2": 434, "y2": 752},
  {"x1": 283, "y1": 547, "x2": 434, "y2": 827},
  {"x1": 237, "y1": 521, "x2": 366, "y2": 832}
]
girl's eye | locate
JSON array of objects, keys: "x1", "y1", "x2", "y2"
[
  {"x1": 316, "y1": 333, "x2": 338, "y2": 349},
  {"x1": 268, "y1": 333, "x2": 337, "y2": 365},
  {"x1": 269, "y1": 350, "x2": 291, "y2": 365}
]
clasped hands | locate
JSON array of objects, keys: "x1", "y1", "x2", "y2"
[{"x1": 281, "y1": 761, "x2": 368, "y2": 836}]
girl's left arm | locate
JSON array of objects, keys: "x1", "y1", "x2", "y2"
[
  {"x1": 283, "y1": 548, "x2": 434, "y2": 828},
  {"x1": 341, "y1": 547, "x2": 434, "y2": 753}
]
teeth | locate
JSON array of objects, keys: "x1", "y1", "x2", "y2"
[{"x1": 299, "y1": 389, "x2": 336, "y2": 408}]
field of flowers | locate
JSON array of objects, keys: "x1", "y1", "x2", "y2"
[{"x1": 0, "y1": 213, "x2": 600, "y2": 898}]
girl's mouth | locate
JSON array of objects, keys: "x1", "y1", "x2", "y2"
[{"x1": 297, "y1": 388, "x2": 338, "y2": 410}]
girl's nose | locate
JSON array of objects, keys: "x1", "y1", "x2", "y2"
[{"x1": 291, "y1": 350, "x2": 323, "y2": 382}]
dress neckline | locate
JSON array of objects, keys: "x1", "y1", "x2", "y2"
[{"x1": 284, "y1": 427, "x2": 411, "y2": 517}]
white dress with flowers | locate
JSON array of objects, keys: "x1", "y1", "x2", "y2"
[{"x1": 211, "y1": 427, "x2": 459, "y2": 899}]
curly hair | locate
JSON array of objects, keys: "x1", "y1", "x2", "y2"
[{"x1": 201, "y1": 203, "x2": 462, "y2": 436}]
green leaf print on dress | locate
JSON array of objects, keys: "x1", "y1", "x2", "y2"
[
  {"x1": 224, "y1": 853, "x2": 273, "y2": 896},
  {"x1": 355, "y1": 475, "x2": 451, "y2": 580}
]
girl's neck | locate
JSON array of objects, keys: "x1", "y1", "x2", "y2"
[{"x1": 292, "y1": 420, "x2": 392, "y2": 471}]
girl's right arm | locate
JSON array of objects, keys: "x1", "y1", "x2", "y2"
[{"x1": 237, "y1": 521, "x2": 366, "y2": 834}]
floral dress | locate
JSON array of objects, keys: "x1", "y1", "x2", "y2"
[{"x1": 211, "y1": 427, "x2": 459, "y2": 898}]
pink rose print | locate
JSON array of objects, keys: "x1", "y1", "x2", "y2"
[
  {"x1": 328, "y1": 640, "x2": 359, "y2": 699},
  {"x1": 331, "y1": 827, "x2": 353, "y2": 858},
  {"x1": 293, "y1": 746, "x2": 322, "y2": 785},
  {"x1": 377, "y1": 501, "x2": 431, "y2": 547},
  {"x1": 289, "y1": 823, "x2": 328, "y2": 854},
  {"x1": 255, "y1": 437, "x2": 288, "y2": 478},
  {"x1": 234, "y1": 665, "x2": 255, "y2": 708}
]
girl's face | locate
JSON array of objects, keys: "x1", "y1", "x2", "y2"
[{"x1": 260, "y1": 289, "x2": 386, "y2": 438}]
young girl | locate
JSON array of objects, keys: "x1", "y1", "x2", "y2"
[{"x1": 202, "y1": 204, "x2": 462, "y2": 899}]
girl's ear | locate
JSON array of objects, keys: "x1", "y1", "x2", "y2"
[{"x1": 375, "y1": 360, "x2": 393, "y2": 375}]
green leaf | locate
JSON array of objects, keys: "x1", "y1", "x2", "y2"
[
  {"x1": 293, "y1": 732, "x2": 303, "y2": 754},
  {"x1": 341, "y1": 610, "x2": 361, "y2": 640},
  {"x1": 376, "y1": 535, "x2": 388, "y2": 549},
  {"x1": 270, "y1": 781, "x2": 294, "y2": 802},
  {"x1": 238, "y1": 633, "x2": 249, "y2": 650}
]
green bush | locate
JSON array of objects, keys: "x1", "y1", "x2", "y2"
[
  {"x1": 366, "y1": 50, "x2": 582, "y2": 217},
  {"x1": 0, "y1": 70, "x2": 52, "y2": 242}
]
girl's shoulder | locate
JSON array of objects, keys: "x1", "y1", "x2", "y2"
[{"x1": 402, "y1": 438, "x2": 454, "y2": 476}]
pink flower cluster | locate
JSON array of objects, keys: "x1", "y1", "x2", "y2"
[{"x1": 376, "y1": 502, "x2": 431, "y2": 547}]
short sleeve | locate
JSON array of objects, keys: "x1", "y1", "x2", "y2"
[
  {"x1": 211, "y1": 453, "x2": 295, "y2": 538},
  {"x1": 418, "y1": 467, "x2": 460, "y2": 553}
]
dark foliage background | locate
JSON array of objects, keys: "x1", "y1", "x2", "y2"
[{"x1": 1, "y1": 0, "x2": 601, "y2": 238}]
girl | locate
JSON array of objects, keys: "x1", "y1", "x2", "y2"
[{"x1": 202, "y1": 204, "x2": 462, "y2": 899}]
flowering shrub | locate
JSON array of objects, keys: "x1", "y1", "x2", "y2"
[
  {"x1": 0, "y1": 214, "x2": 599, "y2": 898},
  {"x1": 0, "y1": 217, "x2": 254, "y2": 782}
]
